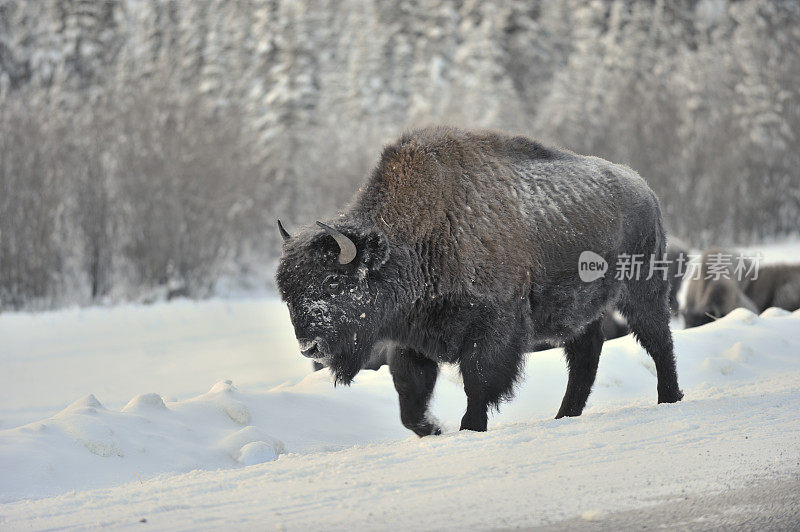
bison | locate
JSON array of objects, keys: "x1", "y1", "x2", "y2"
[
  {"x1": 275, "y1": 127, "x2": 683, "y2": 436},
  {"x1": 683, "y1": 249, "x2": 800, "y2": 328}
]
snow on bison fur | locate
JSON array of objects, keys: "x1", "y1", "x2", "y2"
[{"x1": 275, "y1": 127, "x2": 683, "y2": 436}]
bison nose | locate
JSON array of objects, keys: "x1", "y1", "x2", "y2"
[
  {"x1": 290, "y1": 315, "x2": 314, "y2": 339},
  {"x1": 297, "y1": 338, "x2": 325, "y2": 359}
]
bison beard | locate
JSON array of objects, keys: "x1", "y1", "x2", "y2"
[{"x1": 275, "y1": 126, "x2": 683, "y2": 436}]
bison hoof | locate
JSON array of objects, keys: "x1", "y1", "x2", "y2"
[
  {"x1": 409, "y1": 422, "x2": 441, "y2": 438},
  {"x1": 459, "y1": 425, "x2": 487, "y2": 433},
  {"x1": 555, "y1": 405, "x2": 585, "y2": 419},
  {"x1": 658, "y1": 388, "x2": 684, "y2": 404},
  {"x1": 459, "y1": 419, "x2": 488, "y2": 432}
]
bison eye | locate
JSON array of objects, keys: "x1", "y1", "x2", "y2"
[{"x1": 323, "y1": 275, "x2": 341, "y2": 295}]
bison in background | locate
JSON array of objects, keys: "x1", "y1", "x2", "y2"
[
  {"x1": 682, "y1": 249, "x2": 800, "y2": 328},
  {"x1": 276, "y1": 127, "x2": 682, "y2": 436}
]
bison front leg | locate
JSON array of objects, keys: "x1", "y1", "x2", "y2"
[
  {"x1": 389, "y1": 346, "x2": 441, "y2": 437},
  {"x1": 459, "y1": 366, "x2": 489, "y2": 432}
]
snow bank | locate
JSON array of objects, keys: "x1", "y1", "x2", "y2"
[
  {"x1": 1, "y1": 366, "x2": 798, "y2": 530},
  {"x1": 2, "y1": 305, "x2": 799, "y2": 505},
  {"x1": 0, "y1": 299, "x2": 309, "y2": 430}
]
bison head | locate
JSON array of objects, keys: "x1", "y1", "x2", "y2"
[{"x1": 275, "y1": 219, "x2": 394, "y2": 384}]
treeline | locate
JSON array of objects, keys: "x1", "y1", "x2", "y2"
[
  {"x1": 0, "y1": 83, "x2": 260, "y2": 308},
  {"x1": 0, "y1": 0, "x2": 798, "y2": 309}
]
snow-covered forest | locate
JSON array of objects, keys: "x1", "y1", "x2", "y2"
[{"x1": 1, "y1": 0, "x2": 798, "y2": 309}]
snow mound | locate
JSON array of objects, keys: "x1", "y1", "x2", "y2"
[
  {"x1": 725, "y1": 307, "x2": 759, "y2": 324},
  {"x1": 760, "y1": 306, "x2": 792, "y2": 318},
  {"x1": 219, "y1": 425, "x2": 284, "y2": 465},
  {"x1": 122, "y1": 393, "x2": 167, "y2": 412}
]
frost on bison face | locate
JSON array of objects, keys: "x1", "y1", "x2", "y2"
[
  {"x1": 275, "y1": 221, "x2": 394, "y2": 385},
  {"x1": 275, "y1": 127, "x2": 683, "y2": 437}
]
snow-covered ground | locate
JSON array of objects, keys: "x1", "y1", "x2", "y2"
[
  {"x1": 0, "y1": 299, "x2": 309, "y2": 430},
  {"x1": 1, "y1": 242, "x2": 799, "y2": 529}
]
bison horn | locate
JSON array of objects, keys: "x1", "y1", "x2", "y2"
[
  {"x1": 277, "y1": 220, "x2": 291, "y2": 242},
  {"x1": 316, "y1": 221, "x2": 357, "y2": 265}
]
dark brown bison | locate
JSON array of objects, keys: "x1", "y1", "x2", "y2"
[
  {"x1": 683, "y1": 248, "x2": 800, "y2": 328},
  {"x1": 275, "y1": 127, "x2": 682, "y2": 436}
]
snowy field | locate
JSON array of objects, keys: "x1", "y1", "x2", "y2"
[{"x1": 1, "y1": 243, "x2": 799, "y2": 529}]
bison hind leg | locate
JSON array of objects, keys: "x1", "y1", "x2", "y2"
[
  {"x1": 555, "y1": 317, "x2": 604, "y2": 419},
  {"x1": 621, "y1": 280, "x2": 684, "y2": 404}
]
